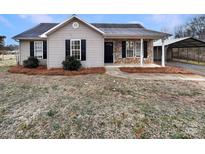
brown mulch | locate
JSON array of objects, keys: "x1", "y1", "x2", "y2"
[
  {"x1": 8, "y1": 65, "x2": 105, "y2": 76},
  {"x1": 119, "y1": 66, "x2": 194, "y2": 74}
]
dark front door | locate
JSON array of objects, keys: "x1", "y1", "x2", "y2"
[{"x1": 104, "y1": 42, "x2": 113, "y2": 63}]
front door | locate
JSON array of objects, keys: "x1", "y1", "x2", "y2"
[{"x1": 104, "y1": 42, "x2": 113, "y2": 63}]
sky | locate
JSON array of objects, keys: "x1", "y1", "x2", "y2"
[{"x1": 0, "y1": 14, "x2": 196, "y2": 45}]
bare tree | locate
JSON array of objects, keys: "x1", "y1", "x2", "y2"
[
  {"x1": 174, "y1": 26, "x2": 185, "y2": 38},
  {"x1": 174, "y1": 15, "x2": 205, "y2": 40},
  {"x1": 0, "y1": 36, "x2": 6, "y2": 60},
  {"x1": 0, "y1": 35, "x2": 6, "y2": 50},
  {"x1": 161, "y1": 27, "x2": 170, "y2": 33}
]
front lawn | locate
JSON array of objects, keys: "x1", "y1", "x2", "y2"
[
  {"x1": 0, "y1": 59, "x2": 205, "y2": 138},
  {"x1": 0, "y1": 56, "x2": 16, "y2": 72}
]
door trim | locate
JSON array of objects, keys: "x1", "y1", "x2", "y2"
[{"x1": 104, "y1": 42, "x2": 114, "y2": 63}]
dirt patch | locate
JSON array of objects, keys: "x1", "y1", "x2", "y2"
[
  {"x1": 8, "y1": 65, "x2": 105, "y2": 76},
  {"x1": 119, "y1": 66, "x2": 193, "y2": 74}
]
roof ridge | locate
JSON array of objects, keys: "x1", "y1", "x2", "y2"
[
  {"x1": 39, "y1": 22, "x2": 59, "y2": 24},
  {"x1": 91, "y1": 23, "x2": 142, "y2": 24}
]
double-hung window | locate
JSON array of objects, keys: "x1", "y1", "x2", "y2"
[
  {"x1": 126, "y1": 41, "x2": 134, "y2": 57},
  {"x1": 135, "y1": 41, "x2": 141, "y2": 57},
  {"x1": 71, "y1": 40, "x2": 81, "y2": 60},
  {"x1": 34, "y1": 41, "x2": 43, "y2": 59}
]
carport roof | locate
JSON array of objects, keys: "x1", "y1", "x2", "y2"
[{"x1": 154, "y1": 37, "x2": 205, "y2": 48}]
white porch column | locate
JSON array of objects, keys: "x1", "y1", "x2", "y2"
[
  {"x1": 161, "y1": 39, "x2": 165, "y2": 67},
  {"x1": 140, "y1": 38, "x2": 143, "y2": 66}
]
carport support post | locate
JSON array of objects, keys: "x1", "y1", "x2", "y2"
[
  {"x1": 161, "y1": 39, "x2": 165, "y2": 67},
  {"x1": 140, "y1": 38, "x2": 143, "y2": 66}
]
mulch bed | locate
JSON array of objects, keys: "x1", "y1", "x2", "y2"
[
  {"x1": 119, "y1": 66, "x2": 194, "y2": 74},
  {"x1": 8, "y1": 65, "x2": 105, "y2": 76}
]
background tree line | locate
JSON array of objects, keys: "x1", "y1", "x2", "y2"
[
  {"x1": 174, "y1": 15, "x2": 205, "y2": 40},
  {"x1": 0, "y1": 36, "x2": 18, "y2": 54}
]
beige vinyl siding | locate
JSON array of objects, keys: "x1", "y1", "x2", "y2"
[
  {"x1": 19, "y1": 40, "x2": 47, "y2": 66},
  {"x1": 19, "y1": 40, "x2": 30, "y2": 65},
  {"x1": 47, "y1": 19, "x2": 104, "y2": 68}
]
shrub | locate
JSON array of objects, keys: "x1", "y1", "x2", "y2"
[
  {"x1": 47, "y1": 109, "x2": 57, "y2": 117},
  {"x1": 62, "y1": 56, "x2": 82, "y2": 71},
  {"x1": 23, "y1": 56, "x2": 39, "y2": 68}
]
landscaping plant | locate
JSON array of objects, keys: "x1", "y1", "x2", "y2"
[
  {"x1": 62, "y1": 56, "x2": 82, "y2": 71},
  {"x1": 23, "y1": 56, "x2": 39, "y2": 68}
]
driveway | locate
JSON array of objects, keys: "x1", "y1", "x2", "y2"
[
  {"x1": 106, "y1": 67, "x2": 205, "y2": 81},
  {"x1": 167, "y1": 61, "x2": 205, "y2": 76}
]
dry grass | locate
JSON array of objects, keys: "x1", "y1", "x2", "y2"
[
  {"x1": 8, "y1": 65, "x2": 105, "y2": 76},
  {"x1": 0, "y1": 55, "x2": 16, "y2": 72},
  {"x1": 1, "y1": 59, "x2": 205, "y2": 139},
  {"x1": 120, "y1": 66, "x2": 193, "y2": 74},
  {"x1": 0, "y1": 69, "x2": 205, "y2": 138}
]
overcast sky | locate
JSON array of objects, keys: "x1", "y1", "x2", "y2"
[{"x1": 0, "y1": 14, "x2": 196, "y2": 44}]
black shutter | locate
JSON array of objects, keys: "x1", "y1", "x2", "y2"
[
  {"x1": 65, "y1": 40, "x2": 70, "y2": 58},
  {"x1": 143, "y1": 41, "x2": 148, "y2": 58},
  {"x1": 43, "y1": 41, "x2": 47, "y2": 59},
  {"x1": 122, "y1": 41, "x2": 126, "y2": 58},
  {"x1": 81, "y1": 39, "x2": 86, "y2": 61},
  {"x1": 30, "y1": 41, "x2": 34, "y2": 57}
]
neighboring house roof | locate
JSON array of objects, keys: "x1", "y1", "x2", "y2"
[
  {"x1": 13, "y1": 15, "x2": 170, "y2": 40},
  {"x1": 154, "y1": 37, "x2": 205, "y2": 48}
]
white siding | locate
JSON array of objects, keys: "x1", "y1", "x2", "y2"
[
  {"x1": 19, "y1": 40, "x2": 30, "y2": 65},
  {"x1": 19, "y1": 40, "x2": 47, "y2": 65},
  {"x1": 47, "y1": 19, "x2": 104, "y2": 68}
]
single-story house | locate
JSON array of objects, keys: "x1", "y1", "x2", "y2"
[
  {"x1": 13, "y1": 15, "x2": 170, "y2": 68},
  {"x1": 154, "y1": 37, "x2": 205, "y2": 62}
]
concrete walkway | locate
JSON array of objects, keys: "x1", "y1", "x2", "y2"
[
  {"x1": 105, "y1": 63, "x2": 161, "y2": 68},
  {"x1": 105, "y1": 67, "x2": 205, "y2": 81}
]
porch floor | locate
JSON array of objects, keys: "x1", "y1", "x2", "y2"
[{"x1": 104, "y1": 63, "x2": 161, "y2": 68}]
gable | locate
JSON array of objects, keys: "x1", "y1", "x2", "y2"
[
  {"x1": 40, "y1": 16, "x2": 104, "y2": 37},
  {"x1": 46, "y1": 18, "x2": 104, "y2": 39}
]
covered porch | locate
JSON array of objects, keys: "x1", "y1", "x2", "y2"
[{"x1": 104, "y1": 38, "x2": 166, "y2": 67}]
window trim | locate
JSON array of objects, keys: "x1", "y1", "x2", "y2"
[
  {"x1": 126, "y1": 41, "x2": 135, "y2": 58},
  {"x1": 70, "y1": 39, "x2": 81, "y2": 60},
  {"x1": 135, "y1": 40, "x2": 141, "y2": 57},
  {"x1": 34, "y1": 41, "x2": 43, "y2": 59}
]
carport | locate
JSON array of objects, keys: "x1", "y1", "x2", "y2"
[{"x1": 153, "y1": 37, "x2": 205, "y2": 63}]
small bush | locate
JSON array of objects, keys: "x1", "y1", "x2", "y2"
[
  {"x1": 23, "y1": 57, "x2": 39, "y2": 68},
  {"x1": 47, "y1": 109, "x2": 57, "y2": 117},
  {"x1": 62, "y1": 56, "x2": 82, "y2": 71}
]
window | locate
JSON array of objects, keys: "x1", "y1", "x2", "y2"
[
  {"x1": 34, "y1": 41, "x2": 43, "y2": 59},
  {"x1": 126, "y1": 41, "x2": 134, "y2": 57},
  {"x1": 135, "y1": 41, "x2": 141, "y2": 57},
  {"x1": 71, "y1": 40, "x2": 81, "y2": 60}
]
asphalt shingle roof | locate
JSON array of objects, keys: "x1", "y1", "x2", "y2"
[
  {"x1": 13, "y1": 23, "x2": 58, "y2": 39},
  {"x1": 98, "y1": 28, "x2": 168, "y2": 37},
  {"x1": 92, "y1": 23, "x2": 144, "y2": 28},
  {"x1": 13, "y1": 22, "x2": 169, "y2": 39}
]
